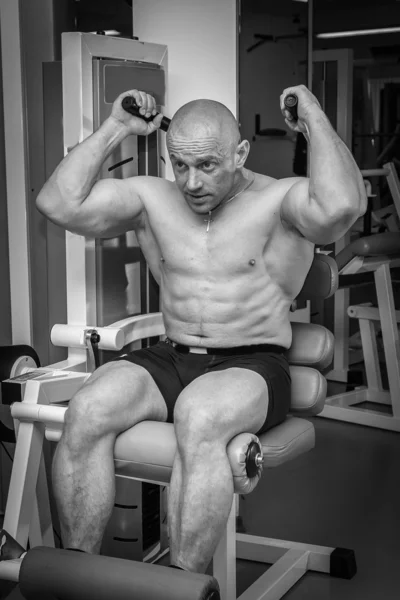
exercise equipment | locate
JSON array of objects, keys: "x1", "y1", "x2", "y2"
[
  {"x1": 0, "y1": 531, "x2": 220, "y2": 600},
  {"x1": 0, "y1": 253, "x2": 358, "y2": 600},
  {"x1": 321, "y1": 162, "x2": 400, "y2": 431},
  {"x1": 122, "y1": 96, "x2": 171, "y2": 132},
  {"x1": 0, "y1": 346, "x2": 41, "y2": 471},
  {"x1": 0, "y1": 345, "x2": 40, "y2": 384}
]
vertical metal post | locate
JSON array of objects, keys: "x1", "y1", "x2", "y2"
[
  {"x1": 313, "y1": 49, "x2": 354, "y2": 382},
  {"x1": 332, "y1": 49, "x2": 353, "y2": 379},
  {"x1": 213, "y1": 497, "x2": 236, "y2": 600},
  {"x1": 375, "y1": 264, "x2": 400, "y2": 417}
]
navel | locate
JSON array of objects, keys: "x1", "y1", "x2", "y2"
[{"x1": 249, "y1": 259, "x2": 256, "y2": 266}]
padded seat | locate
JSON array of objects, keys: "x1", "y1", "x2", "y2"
[{"x1": 114, "y1": 415, "x2": 316, "y2": 484}]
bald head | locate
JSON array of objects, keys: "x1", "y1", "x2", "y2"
[
  {"x1": 167, "y1": 99, "x2": 240, "y2": 154},
  {"x1": 167, "y1": 99, "x2": 250, "y2": 216}
]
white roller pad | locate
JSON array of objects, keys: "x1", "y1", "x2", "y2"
[
  {"x1": 226, "y1": 432, "x2": 262, "y2": 494},
  {"x1": 51, "y1": 324, "x2": 125, "y2": 351}
]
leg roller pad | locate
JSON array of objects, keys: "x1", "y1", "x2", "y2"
[
  {"x1": 19, "y1": 547, "x2": 220, "y2": 600},
  {"x1": 330, "y1": 547, "x2": 357, "y2": 579}
]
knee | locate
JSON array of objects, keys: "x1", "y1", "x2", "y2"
[
  {"x1": 63, "y1": 387, "x2": 106, "y2": 451},
  {"x1": 174, "y1": 391, "x2": 221, "y2": 451}
]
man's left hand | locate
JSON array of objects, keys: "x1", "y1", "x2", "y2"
[{"x1": 280, "y1": 85, "x2": 322, "y2": 136}]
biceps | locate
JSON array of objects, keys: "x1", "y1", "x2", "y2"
[
  {"x1": 68, "y1": 178, "x2": 144, "y2": 237},
  {"x1": 280, "y1": 178, "x2": 339, "y2": 244}
]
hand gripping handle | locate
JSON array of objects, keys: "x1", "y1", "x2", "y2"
[{"x1": 121, "y1": 96, "x2": 171, "y2": 132}]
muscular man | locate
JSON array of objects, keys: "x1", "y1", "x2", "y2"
[{"x1": 37, "y1": 85, "x2": 366, "y2": 573}]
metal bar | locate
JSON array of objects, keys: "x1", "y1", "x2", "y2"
[
  {"x1": 29, "y1": 453, "x2": 55, "y2": 548},
  {"x1": 3, "y1": 421, "x2": 44, "y2": 547},
  {"x1": 385, "y1": 162, "x2": 400, "y2": 221},
  {"x1": 331, "y1": 48, "x2": 354, "y2": 378},
  {"x1": 12, "y1": 403, "x2": 67, "y2": 425},
  {"x1": 359, "y1": 319, "x2": 383, "y2": 391},
  {"x1": 237, "y1": 549, "x2": 310, "y2": 600},
  {"x1": 213, "y1": 498, "x2": 236, "y2": 600},
  {"x1": 361, "y1": 168, "x2": 390, "y2": 177},
  {"x1": 374, "y1": 264, "x2": 400, "y2": 417},
  {"x1": 348, "y1": 305, "x2": 400, "y2": 322},
  {"x1": 320, "y1": 392, "x2": 400, "y2": 432},
  {"x1": 0, "y1": 558, "x2": 23, "y2": 582},
  {"x1": 236, "y1": 534, "x2": 332, "y2": 571}
]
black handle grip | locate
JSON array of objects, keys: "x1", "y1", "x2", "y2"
[
  {"x1": 284, "y1": 94, "x2": 298, "y2": 121},
  {"x1": 121, "y1": 96, "x2": 171, "y2": 132}
]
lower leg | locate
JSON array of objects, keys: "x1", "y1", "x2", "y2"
[
  {"x1": 52, "y1": 433, "x2": 116, "y2": 554},
  {"x1": 168, "y1": 441, "x2": 234, "y2": 573}
]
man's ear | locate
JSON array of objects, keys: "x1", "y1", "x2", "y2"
[{"x1": 235, "y1": 140, "x2": 250, "y2": 169}]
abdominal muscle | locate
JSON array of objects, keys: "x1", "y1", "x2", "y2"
[{"x1": 161, "y1": 269, "x2": 293, "y2": 348}]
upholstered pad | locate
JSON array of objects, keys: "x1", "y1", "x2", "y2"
[
  {"x1": 289, "y1": 366, "x2": 327, "y2": 415},
  {"x1": 259, "y1": 416, "x2": 315, "y2": 468},
  {"x1": 297, "y1": 253, "x2": 338, "y2": 300},
  {"x1": 114, "y1": 417, "x2": 315, "y2": 484},
  {"x1": 335, "y1": 232, "x2": 400, "y2": 271},
  {"x1": 288, "y1": 322, "x2": 334, "y2": 372},
  {"x1": 115, "y1": 422, "x2": 176, "y2": 485}
]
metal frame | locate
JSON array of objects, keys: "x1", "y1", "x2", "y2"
[
  {"x1": 319, "y1": 162, "x2": 400, "y2": 431},
  {"x1": 320, "y1": 257, "x2": 400, "y2": 431},
  {"x1": 61, "y1": 32, "x2": 167, "y2": 369}
]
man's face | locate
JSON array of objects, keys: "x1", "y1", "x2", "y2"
[{"x1": 168, "y1": 134, "x2": 236, "y2": 214}]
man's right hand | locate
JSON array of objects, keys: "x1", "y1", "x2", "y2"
[{"x1": 110, "y1": 89, "x2": 164, "y2": 136}]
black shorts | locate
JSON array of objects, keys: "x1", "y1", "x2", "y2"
[{"x1": 113, "y1": 340, "x2": 291, "y2": 436}]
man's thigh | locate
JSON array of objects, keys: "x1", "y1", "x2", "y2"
[
  {"x1": 68, "y1": 360, "x2": 168, "y2": 435},
  {"x1": 173, "y1": 367, "x2": 269, "y2": 445}
]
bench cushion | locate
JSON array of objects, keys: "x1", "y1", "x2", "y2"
[
  {"x1": 288, "y1": 322, "x2": 334, "y2": 371},
  {"x1": 114, "y1": 417, "x2": 315, "y2": 485},
  {"x1": 289, "y1": 366, "x2": 327, "y2": 415},
  {"x1": 259, "y1": 416, "x2": 315, "y2": 468}
]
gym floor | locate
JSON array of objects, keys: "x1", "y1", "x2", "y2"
[{"x1": 1, "y1": 383, "x2": 400, "y2": 599}]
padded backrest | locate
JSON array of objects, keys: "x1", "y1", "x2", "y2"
[
  {"x1": 287, "y1": 253, "x2": 338, "y2": 415},
  {"x1": 296, "y1": 252, "x2": 338, "y2": 301}
]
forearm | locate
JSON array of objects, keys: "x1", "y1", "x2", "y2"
[
  {"x1": 306, "y1": 107, "x2": 367, "y2": 219},
  {"x1": 37, "y1": 116, "x2": 128, "y2": 216}
]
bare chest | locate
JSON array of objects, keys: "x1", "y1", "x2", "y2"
[{"x1": 146, "y1": 194, "x2": 290, "y2": 280}]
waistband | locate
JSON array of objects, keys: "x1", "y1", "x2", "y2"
[{"x1": 165, "y1": 338, "x2": 287, "y2": 356}]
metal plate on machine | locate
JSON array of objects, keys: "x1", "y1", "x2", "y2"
[{"x1": 103, "y1": 62, "x2": 165, "y2": 107}]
